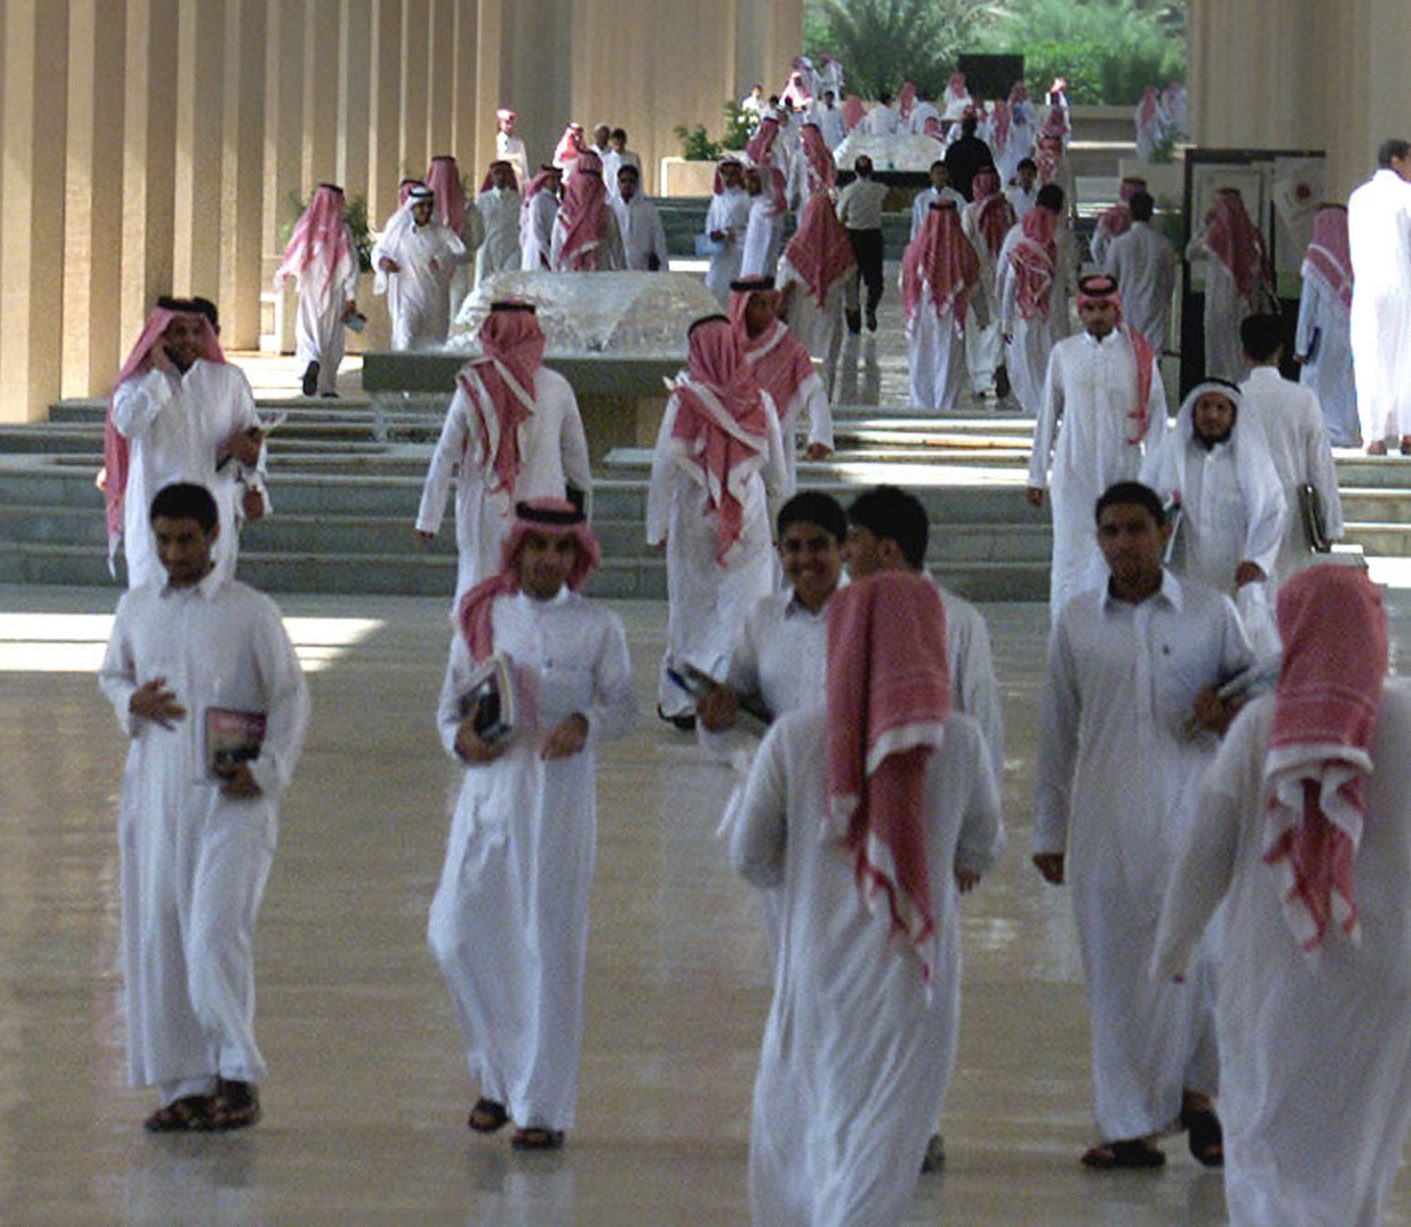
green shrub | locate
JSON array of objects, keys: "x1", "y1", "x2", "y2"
[{"x1": 674, "y1": 124, "x2": 725, "y2": 162}]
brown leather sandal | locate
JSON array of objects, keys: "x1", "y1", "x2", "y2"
[
  {"x1": 510, "y1": 1126, "x2": 565, "y2": 1151},
  {"x1": 468, "y1": 1098, "x2": 509, "y2": 1133},
  {"x1": 144, "y1": 1094, "x2": 219, "y2": 1133},
  {"x1": 211, "y1": 1079, "x2": 262, "y2": 1130}
]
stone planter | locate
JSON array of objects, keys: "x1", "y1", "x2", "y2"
[{"x1": 659, "y1": 157, "x2": 717, "y2": 198}]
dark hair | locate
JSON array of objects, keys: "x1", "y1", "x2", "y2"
[
  {"x1": 156, "y1": 294, "x2": 219, "y2": 329},
  {"x1": 1017, "y1": 157, "x2": 1037, "y2": 172},
  {"x1": 961, "y1": 115, "x2": 978, "y2": 135},
  {"x1": 150, "y1": 482, "x2": 219, "y2": 532},
  {"x1": 1129, "y1": 191, "x2": 1155, "y2": 222},
  {"x1": 617, "y1": 163, "x2": 640, "y2": 180},
  {"x1": 688, "y1": 313, "x2": 730, "y2": 335},
  {"x1": 1036, "y1": 183, "x2": 1065, "y2": 212},
  {"x1": 930, "y1": 159, "x2": 947, "y2": 174},
  {"x1": 1378, "y1": 138, "x2": 1411, "y2": 168},
  {"x1": 1094, "y1": 481, "x2": 1165, "y2": 527},
  {"x1": 879, "y1": 92, "x2": 893, "y2": 105},
  {"x1": 1240, "y1": 313, "x2": 1287, "y2": 362},
  {"x1": 611, "y1": 127, "x2": 627, "y2": 142},
  {"x1": 854, "y1": 155, "x2": 873, "y2": 177},
  {"x1": 847, "y1": 485, "x2": 929, "y2": 569},
  {"x1": 778, "y1": 491, "x2": 847, "y2": 543}
]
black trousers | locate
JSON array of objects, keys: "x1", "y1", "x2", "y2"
[{"x1": 844, "y1": 228, "x2": 884, "y2": 315}]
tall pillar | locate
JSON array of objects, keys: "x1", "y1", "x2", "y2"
[
  {"x1": 262, "y1": 0, "x2": 306, "y2": 286},
  {"x1": 173, "y1": 0, "x2": 226, "y2": 299},
  {"x1": 426, "y1": 0, "x2": 455, "y2": 158},
  {"x1": 471, "y1": 0, "x2": 503, "y2": 179},
  {"x1": 400, "y1": 0, "x2": 431, "y2": 179},
  {"x1": 220, "y1": 0, "x2": 268, "y2": 348},
  {"x1": 303, "y1": 0, "x2": 341, "y2": 189},
  {"x1": 368, "y1": 0, "x2": 404, "y2": 220},
  {"x1": 62, "y1": 0, "x2": 128, "y2": 397},
  {"x1": 0, "y1": 0, "x2": 70, "y2": 423},
  {"x1": 337, "y1": 0, "x2": 373, "y2": 196}
]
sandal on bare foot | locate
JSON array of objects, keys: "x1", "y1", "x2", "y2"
[
  {"x1": 211, "y1": 1079, "x2": 261, "y2": 1131},
  {"x1": 1181, "y1": 1106, "x2": 1224, "y2": 1167},
  {"x1": 511, "y1": 1126, "x2": 564, "y2": 1151},
  {"x1": 1081, "y1": 1138, "x2": 1165, "y2": 1169},
  {"x1": 144, "y1": 1094, "x2": 219, "y2": 1133},
  {"x1": 468, "y1": 1098, "x2": 509, "y2": 1133},
  {"x1": 920, "y1": 1132, "x2": 946, "y2": 1173}
]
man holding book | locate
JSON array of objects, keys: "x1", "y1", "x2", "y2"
[
  {"x1": 97, "y1": 482, "x2": 309, "y2": 1133},
  {"x1": 428, "y1": 498, "x2": 637, "y2": 1151}
]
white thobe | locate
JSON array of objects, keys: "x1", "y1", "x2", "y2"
[
  {"x1": 428, "y1": 591, "x2": 636, "y2": 1132},
  {"x1": 474, "y1": 190, "x2": 524, "y2": 287},
  {"x1": 816, "y1": 107, "x2": 846, "y2": 151},
  {"x1": 906, "y1": 279, "x2": 987, "y2": 411},
  {"x1": 1140, "y1": 427, "x2": 1286, "y2": 597},
  {"x1": 745, "y1": 325, "x2": 833, "y2": 491},
  {"x1": 862, "y1": 104, "x2": 900, "y2": 136},
  {"x1": 372, "y1": 221, "x2": 467, "y2": 350},
  {"x1": 734, "y1": 707, "x2": 1002, "y2": 1227},
  {"x1": 1187, "y1": 232, "x2": 1252, "y2": 382},
  {"x1": 740, "y1": 198, "x2": 784, "y2": 280},
  {"x1": 600, "y1": 149, "x2": 640, "y2": 198},
  {"x1": 496, "y1": 132, "x2": 529, "y2": 182},
  {"x1": 98, "y1": 573, "x2": 309, "y2": 1096},
  {"x1": 961, "y1": 204, "x2": 1004, "y2": 392},
  {"x1": 111, "y1": 361, "x2": 259, "y2": 591},
  {"x1": 289, "y1": 225, "x2": 360, "y2": 395},
  {"x1": 997, "y1": 110, "x2": 1034, "y2": 188},
  {"x1": 1004, "y1": 183, "x2": 1036, "y2": 220},
  {"x1": 1349, "y1": 168, "x2": 1411, "y2": 442},
  {"x1": 646, "y1": 391, "x2": 788, "y2": 717},
  {"x1": 520, "y1": 191, "x2": 558, "y2": 271},
  {"x1": 910, "y1": 186, "x2": 967, "y2": 241},
  {"x1": 550, "y1": 205, "x2": 624, "y2": 272},
  {"x1": 705, "y1": 189, "x2": 753, "y2": 305},
  {"x1": 1034, "y1": 572, "x2": 1251, "y2": 1141},
  {"x1": 1154, "y1": 682, "x2": 1411, "y2": 1227},
  {"x1": 1103, "y1": 221, "x2": 1176, "y2": 352},
  {"x1": 416, "y1": 367, "x2": 593, "y2": 606},
  {"x1": 1295, "y1": 272, "x2": 1359, "y2": 446},
  {"x1": 609, "y1": 195, "x2": 669, "y2": 271},
  {"x1": 906, "y1": 100, "x2": 940, "y2": 134},
  {"x1": 997, "y1": 223, "x2": 1076, "y2": 415},
  {"x1": 777, "y1": 255, "x2": 847, "y2": 400},
  {"x1": 1238, "y1": 366, "x2": 1344, "y2": 587},
  {"x1": 1028, "y1": 331, "x2": 1164, "y2": 621}
]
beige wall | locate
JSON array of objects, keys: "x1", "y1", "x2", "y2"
[
  {"x1": 1188, "y1": 0, "x2": 1411, "y2": 200},
  {"x1": 0, "y1": 0, "x2": 799, "y2": 423}
]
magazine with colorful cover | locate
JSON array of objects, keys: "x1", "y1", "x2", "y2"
[{"x1": 204, "y1": 707, "x2": 267, "y2": 780}]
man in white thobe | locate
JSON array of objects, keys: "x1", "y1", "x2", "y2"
[
  {"x1": 910, "y1": 161, "x2": 967, "y2": 241},
  {"x1": 474, "y1": 161, "x2": 524, "y2": 287},
  {"x1": 997, "y1": 184, "x2": 1075, "y2": 415},
  {"x1": 109, "y1": 305, "x2": 264, "y2": 591},
  {"x1": 520, "y1": 166, "x2": 562, "y2": 272},
  {"x1": 1237, "y1": 314, "x2": 1343, "y2": 589},
  {"x1": 609, "y1": 165, "x2": 668, "y2": 271},
  {"x1": 1296, "y1": 203, "x2": 1359, "y2": 447},
  {"x1": 776, "y1": 192, "x2": 854, "y2": 399},
  {"x1": 733, "y1": 571, "x2": 1002, "y2": 1224},
  {"x1": 1034, "y1": 480, "x2": 1251, "y2": 1169},
  {"x1": 1027, "y1": 275, "x2": 1165, "y2": 623},
  {"x1": 1154, "y1": 566, "x2": 1411, "y2": 1227},
  {"x1": 417, "y1": 304, "x2": 592, "y2": 607},
  {"x1": 495, "y1": 108, "x2": 529, "y2": 182},
  {"x1": 815, "y1": 90, "x2": 847, "y2": 150},
  {"x1": 429, "y1": 499, "x2": 636, "y2": 1151},
  {"x1": 704, "y1": 159, "x2": 752, "y2": 306},
  {"x1": 372, "y1": 184, "x2": 468, "y2": 351},
  {"x1": 99, "y1": 481, "x2": 308, "y2": 1132},
  {"x1": 1348, "y1": 138, "x2": 1411, "y2": 453},
  {"x1": 275, "y1": 183, "x2": 360, "y2": 398},
  {"x1": 740, "y1": 167, "x2": 784, "y2": 281},
  {"x1": 1102, "y1": 191, "x2": 1176, "y2": 353},
  {"x1": 1005, "y1": 158, "x2": 1038, "y2": 219},
  {"x1": 601, "y1": 128, "x2": 641, "y2": 200},
  {"x1": 862, "y1": 92, "x2": 900, "y2": 136}
]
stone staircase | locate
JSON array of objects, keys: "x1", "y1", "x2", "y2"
[{"x1": 0, "y1": 397, "x2": 1400, "y2": 603}]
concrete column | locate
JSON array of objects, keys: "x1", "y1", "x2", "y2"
[
  {"x1": 400, "y1": 0, "x2": 431, "y2": 179},
  {"x1": 219, "y1": 0, "x2": 268, "y2": 348},
  {"x1": 426, "y1": 0, "x2": 455, "y2": 159},
  {"x1": 174, "y1": 0, "x2": 226, "y2": 299},
  {"x1": 262, "y1": 0, "x2": 306, "y2": 286},
  {"x1": 337, "y1": 0, "x2": 373, "y2": 196},
  {"x1": 303, "y1": 0, "x2": 341, "y2": 188},
  {"x1": 62, "y1": 0, "x2": 128, "y2": 397},
  {"x1": 472, "y1": 0, "x2": 503, "y2": 180},
  {"x1": 368, "y1": 0, "x2": 404, "y2": 220},
  {"x1": 0, "y1": 0, "x2": 70, "y2": 423}
]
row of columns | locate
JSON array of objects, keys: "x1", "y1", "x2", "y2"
[{"x1": 0, "y1": 0, "x2": 801, "y2": 423}]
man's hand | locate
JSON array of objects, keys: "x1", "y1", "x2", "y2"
[
  {"x1": 242, "y1": 488, "x2": 265, "y2": 522},
  {"x1": 379, "y1": 257, "x2": 400, "y2": 273},
  {"x1": 428, "y1": 257, "x2": 441, "y2": 274},
  {"x1": 416, "y1": 530, "x2": 436, "y2": 545},
  {"x1": 1033, "y1": 852, "x2": 1065, "y2": 885},
  {"x1": 1026, "y1": 486, "x2": 1045, "y2": 508},
  {"x1": 228, "y1": 427, "x2": 264, "y2": 467},
  {"x1": 130, "y1": 678, "x2": 186, "y2": 729},
  {"x1": 955, "y1": 865, "x2": 982, "y2": 894},
  {"x1": 1190, "y1": 684, "x2": 1241, "y2": 737},
  {"x1": 709, "y1": 230, "x2": 728, "y2": 243},
  {"x1": 697, "y1": 686, "x2": 739, "y2": 733},
  {"x1": 804, "y1": 442, "x2": 832, "y2": 462},
  {"x1": 150, "y1": 344, "x2": 175, "y2": 375},
  {"x1": 1234, "y1": 561, "x2": 1265, "y2": 588},
  {"x1": 214, "y1": 761, "x2": 262, "y2": 798},
  {"x1": 542, "y1": 713, "x2": 589, "y2": 760},
  {"x1": 341, "y1": 300, "x2": 359, "y2": 321},
  {"x1": 455, "y1": 720, "x2": 509, "y2": 764}
]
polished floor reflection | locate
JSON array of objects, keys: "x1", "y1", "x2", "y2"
[{"x1": 4, "y1": 583, "x2": 1411, "y2": 1225}]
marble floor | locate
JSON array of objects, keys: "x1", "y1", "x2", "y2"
[{"x1": 5, "y1": 582, "x2": 1411, "y2": 1226}]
